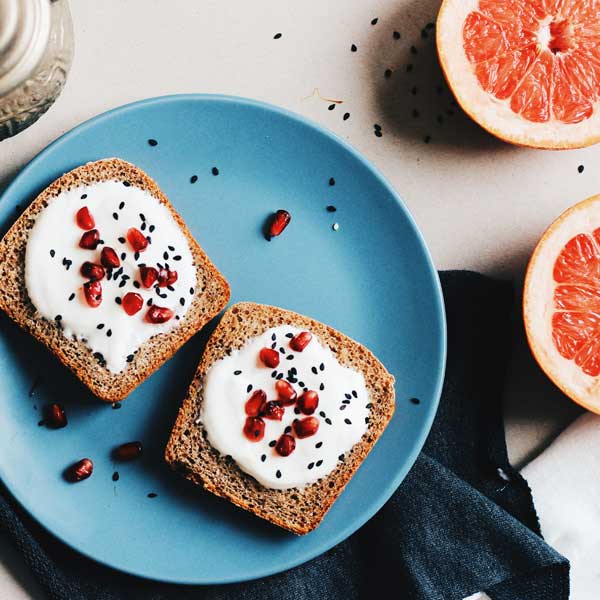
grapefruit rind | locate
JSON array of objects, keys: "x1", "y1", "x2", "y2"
[
  {"x1": 437, "y1": 0, "x2": 600, "y2": 149},
  {"x1": 524, "y1": 194, "x2": 600, "y2": 412}
]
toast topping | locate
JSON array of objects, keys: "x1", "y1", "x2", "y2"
[
  {"x1": 201, "y1": 326, "x2": 370, "y2": 489},
  {"x1": 25, "y1": 180, "x2": 196, "y2": 372}
]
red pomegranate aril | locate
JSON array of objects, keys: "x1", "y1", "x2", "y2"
[
  {"x1": 243, "y1": 416, "x2": 265, "y2": 441},
  {"x1": 80, "y1": 261, "x2": 105, "y2": 281},
  {"x1": 46, "y1": 403, "x2": 67, "y2": 428},
  {"x1": 127, "y1": 227, "x2": 148, "y2": 252},
  {"x1": 114, "y1": 441, "x2": 143, "y2": 461},
  {"x1": 275, "y1": 379, "x2": 297, "y2": 406},
  {"x1": 268, "y1": 209, "x2": 291, "y2": 239},
  {"x1": 122, "y1": 292, "x2": 143, "y2": 316},
  {"x1": 263, "y1": 400, "x2": 284, "y2": 421},
  {"x1": 290, "y1": 331, "x2": 312, "y2": 352},
  {"x1": 79, "y1": 229, "x2": 100, "y2": 250},
  {"x1": 157, "y1": 268, "x2": 178, "y2": 287},
  {"x1": 83, "y1": 280, "x2": 102, "y2": 307},
  {"x1": 100, "y1": 246, "x2": 120, "y2": 269},
  {"x1": 293, "y1": 416, "x2": 320, "y2": 438},
  {"x1": 139, "y1": 265, "x2": 158, "y2": 288},
  {"x1": 259, "y1": 347, "x2": 280, "y2": 368},
  {"x1": 67, "y1": 458, "x2": 93, "y2": 482},
  {"x1": 145, "y1": 305, "x2": 174, "y2": 323},
  {"x1": 275, "y1": 434, "x2": 296, "y2": 457},
  {"x1": 298, "y1": 390, "x2": 319, "y2": 415},
  {"x1": 76, "y1": 206, "x2": 95, "y2": 230},
  {"x1": 245, "y1": 389, "x2": 267, "y2": 416}
]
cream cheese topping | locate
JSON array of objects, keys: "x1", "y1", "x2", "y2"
[
  {"x1": 201, "y1": 326, "x2": 371, "y2": 489},
  {"x1": 24, "y1": 180, "x2": 196, "y2": 373}
]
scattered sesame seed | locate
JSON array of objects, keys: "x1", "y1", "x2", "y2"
[
  {"x1": 112, "y1": 402, "x2": 121, "y2": 410},
  {"x1": 49, "y1": 249, "x2": 55, "y2": 257},
  {"x1": 578, "y1": 165, "x2": 585, "y2": 173},
  {"x1": 328, "y1": 104, "x2": 335, "y2": 111},
  {"x1": 340, "y1": 405, "x2": 347, "y2": 411},
  {"x1": 97, "y1": 323, "x2": 105, "y2": 330},
  {"x1": 146, "y1": 298, "x2": 153, "y2": 306},
  {"x1": 147, "y1": 493, "x2": 157, "y2": 498},
  {"x1": 126, "y1": 355, "x2": 134, "y2": 363},
  {"x1": 326, "y1": 205, "x2": 337, "y2": 212},
  {"x1": 393, "y1": 30, "x2": 401, "y2": 40},
  {"x1": 339, "y1": 453, "x2": 345, "y2": 461},
  {"x1": 315, "y1": 441, "x2": 323, "y2": 448},
  {"x1": 276, "y1": 470, "x2": 282, "y2": 478},
  {"x1": 81, "y1": 194, "x2": 88, "y2": 199},
  {"x1": 179, "y1": 297, "x2": 185, "y2": 306},
  {"x1": 149, "y1": 225, "x2": 155, "y2": 233},
  {"x1": 247, "y1": 384, "x2": 253, "y2": 393},
  {"x1": 374, "y1": 130, "x2": 382, "y2": 138},
  {"x1": 112, "y1": 471, "x2": 119, "y2": 481},
  {"x1": 366, "y1": 402, "x2": 373, "y2": 408},
  {"x1": 113, "y1": 212, "x2": 118, "y2": 220},
  {"x1": 319, "y1": 383, "x2": 325, "y2": 391},
  {"x1": 276, "y1": 373, "x2": 284, "y2": 380},
  {"x1": 106, "y1": 329, "x2": 112, "y2": 337},
  {"x1": 68, "y1": 293, "x2": 75, "y2": 301},
  {"x1": 308, "y1": 462, "x2": 314, "y2": 470},
  {"x1": 343, "y1": 112, "x2": 350, "y2": 121},
  {"x1": 329, "y1": 177, "x2": 335, "y2": 186},
  {"x1": 371, "y1": 17, "x2": 378, "y2": 25},
  {"x1": 273, "y1": 32, "x2": 282, "y2": 39},
  {"x1": 352, "y1": 390, "x2": 357, "y2": 398},
  {"x1": 344, "y1": 418, "x2": 352, "y2": 425},
  {"x1": 269, "y1": 440, "x2": 276, "y2": 447},
  {"x1": 163, "y1": 251, "x2": 169, "y2": 260},
  {"x1": 261, "y1": 454, "x2": 266, "y2": 462},
  {"x1": 55, "y1": 314, "x2": 62, "y2": 321},
  {"x1": 133, "y1": 281, "x2": 141, "y2": 289},
  {"x1": 212, "y1": 167, "x2": 219, "y2": 176},
  {"x1": 316, "y1": 460, "x2": 323, "y2": 467},
  {"x1": 410, "y1": 397, "x2": 421, "y2": 405},
  {"x1": 190, "y1": 175, "x2": 198, "y2": 184},
  {"x1": 285, "y1": 333, "x2": 294, "y2": 338},
  {"x1": 325, "y1": 418, "x2": 332, "y2": 425},
  {"x1": 123, "y1": 181, "x2": 131, "y2": 187},
  {"x1": 351, "y1": 44, "x2": 357, "y2": 52},
  {"x1": 141, "y1": 222, "x2": 147, "y2": 231},
  {"x1": 148, "y1": 139, "x2": 158, "y2": 147},
  {"x1": 234, "y1": 370, "x2": 242, "y2": 375},
  {"x1": 134, "y1": 252, "x2": 140, "y2": 261}
]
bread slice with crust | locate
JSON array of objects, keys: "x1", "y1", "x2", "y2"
[
  {"x1": 165, "y1": 302, "x2": 395, "y2": 535},
  {"x1": 0, "y1": 158, "x2": 230, "y2": 401}
]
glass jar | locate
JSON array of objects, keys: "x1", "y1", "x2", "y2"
[{"x1": 0, "y1": 0, "x2": 73, "y2": 141}]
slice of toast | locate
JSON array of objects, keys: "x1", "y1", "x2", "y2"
[
  {"x1": 0, "y1": 158, "x2": 230, "y2": 401},
  {"x1": 165, "y1": 302, "x2": 395, "y2": 534}
]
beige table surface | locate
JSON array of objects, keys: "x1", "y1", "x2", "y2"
[{"x1": 0, "y1": 0, "x2": 591, "y2": 596}]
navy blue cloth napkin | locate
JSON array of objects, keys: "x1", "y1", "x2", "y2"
[{"x1": 0, "y1": 271, "x2": 569, "y2": 600}]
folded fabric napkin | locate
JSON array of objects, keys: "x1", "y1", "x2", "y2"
[{"x1": 0, "y1": 271, "x2": 569, "y2": 599}]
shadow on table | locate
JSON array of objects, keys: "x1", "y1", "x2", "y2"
[{"x1": 370, "y1": 0, "x2": 514, "y2": 154}]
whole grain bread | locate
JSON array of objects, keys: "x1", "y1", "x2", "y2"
[
  {"x1": 165, "y1": 302, "x2": 395, "y2": 535},
  {"x1": 0, "y1": 158, "x2": 230, "y2": 401}
]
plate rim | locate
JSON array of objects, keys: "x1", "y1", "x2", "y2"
[{"x1": 0, "y1": 93, "x2": 447, "y2": 585}]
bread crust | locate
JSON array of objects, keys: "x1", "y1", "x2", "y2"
[
  {"x1": 0, "y1": 158, "x2": 230, "y2": 401},
  {"x1": 165, "y1": 302, "x2": 395, "y2": 534}
]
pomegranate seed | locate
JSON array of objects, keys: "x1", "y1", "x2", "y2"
[
  {"x1": 122, "y1": 292, "x2": 143, "y2": 316},
  {"x1": 145, "y1": 305, "x2": 174, "y2": 323},
  {"x1": 76, "y1": 206, "x2": 95, "y2": 230},
  {"x1": 275, "y1": 434, "x2": 296, "y2": 457},
  {"x1": 245, "y1": 389, "x2": 267, "y2": 416},
  {"x1": 127, "y1": 227, "x2": 148, "y2": 252},
  {"x1": 139, "y1": 265, "x2": 158, "y2": 288},
  {"x1": 243, "y1": 416, "x2": 265, "y2": 441},
  {"x1": 113, "y1": 441, "x2": 143, "y2": 461},
  {"x1": 267, "y1": 209, "x2": 291, "y2": 239},
  {"x1": 80, "y1": 261, "x2": 105, "y2": 281},
  {"x1": 100, "y1": 246, "x2": 120, "y2": 269},
  {"x1": 157, "y1": 268, "x2": 178, "y2": 287},
  {"x1": 79, "y1": 229, "x2": 100, "y2": 250},
  {"x1": 263, "y1": 400, "x2": 284, "y2": 421},
  {"x1": 46, "y1": 403, "x2": 67, "y2": 428},
  {"x1": 293, "y1": 416, "x2": 320, "y2": 438},
  {"x1": 67, "y1": 458, "x2": 93, "y2": 482},
  {"x1": 275, "y1": 380, "x2": 297, "y2": 406},
  {"x1": 290, "y1": 331, "x2": 312, "y2": 352},
  {"x1": 83, "y1": 280, "x2": 102, "y2": 307},
  {"x1": 298, "y1": 390, "x2": 319, "y2": 415},
  {"x1": 259, "y1": 347, "x2": 280, "y2": 368}
]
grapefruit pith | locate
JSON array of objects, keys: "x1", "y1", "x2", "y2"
[
  {"x1": 437, "y1": 0, "x2": 600, "y2": 149},
  {"x1": 524, "y1": 195, "x2": 600, "y2": 412}
]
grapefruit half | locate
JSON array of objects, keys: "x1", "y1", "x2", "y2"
[
  {"x1": 437, "y1": 0, "x2": 600, "y2": 149},
  {"x1": 524, "y1": 195, "x2": 600, "y2": 412}
]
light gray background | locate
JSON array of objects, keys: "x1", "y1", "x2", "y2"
[{"x1": 0, "y1": 0, "x2": 589, "y2": 596}]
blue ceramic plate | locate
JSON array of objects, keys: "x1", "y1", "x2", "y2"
[{"x1": 0, "y1": 95, "x2": 445, "y2": 584}]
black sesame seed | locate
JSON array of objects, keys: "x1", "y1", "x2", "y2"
[
  {"x1": 374, "y1": 130, "x2": 382, "y2": 138},
  {"x1": 365, "y1": 417, "x2": 370, "y2": 424},
  {"x1": 286, "y1": 355, "x2": 294, "y2": 360},
  {"x1": 81, "y1": 194, "x2": 88, "y2": 199},
  {"x1": 351, "y1": 44, "x2": 357, "y2": 52},
  {"x1": 234, "y1": 370, "x2": 242, "y2": 375},
  {"x1": 112, "y1": 401, "x2": 122, "y2": 410},
  {"x1": 578, "y1": 165, "x2": 585, "y2": 173},
  {"x1": 316, "y1": 441, "x2": 323, "y2": 448},
  {"x1": 118, "y1": 237, "x2": 126, "y2": 244},
  {"x1": 374, "y1": 123, "x2": 382, "y2": 130},
  {"x1": 344, "y1": 418, "x2": 352, "y2": 425},
  {"x1": 311, "y1": 366, "x2": 318, "y2": 375},
  {"x1": 273, "y1": 32, "x2": 282, "y2": 39},
  {"x1": 141, "y1": 222, "x2": 147, "y2": 231},
  {"x1": 384, "y1": 68, "x2": 392, "y2": 79},
  {"x1": 328, "y1": 104, "x2": 335, "y2": 111},
  {"x1": 276, "y1": 470, "x2": 282, "y2": 478},
  {"x1": 163, "y1": 252, "x2": 169, "y2": 260},
  {"x1": 246, "y1": 384, "x2": 253, "y2": 393},
  {"x1": 316, "y1": 460, "x2": 323, "y2": 467},
  {"x1": 139, "y1": 213, "x2": 146, "y2": 222},
  {"x1": 393, "y1": 30, "x2": 401, "y2": 40},
  {"x1": 147, "y1": 493, "x2": 157, "y2": 498},
  {"x1": 271, "y1": 371, "x2": 277, "y2": 378},
  {"x1": 345, "y1": 393, "x2": 351, "y2": 399},
  {"x1": 319, "y1": 363, "x2": 324, "y2": 371},
  {"x1": 339, "y1": 454, "x2": 345, "y2": 461},
  {"x1": 190, "y1": 175, "x2": 198, "y2": 184},
  {"x1": 179, "y1": 297, "x2": 185, "y2": 306},
  {"x1": 342, "y1": 399, "x2": 351, "y2": 404},
  {"x1": 133, "y1": 281, "x2": 141, "y2": 289},
  {"x1": 371, "y1": 17, "x2": 378, "y2": 25},
  {"x1": 284, "y1": 426, "x2": 292, "y2": 434},
  {"x1": 212, "y1": 167, "x2": 219, "y2": 176},
  {"x1": 126, "y1": 355, "x2": 134, "y2": 363},
  {"x1": 147, "y1": 298, "x2": 153, "y2": 306},
  {"x1": 123, "y1": 181, "x2": 131, "y2": 187},
  {"x1": 120, "y1": 252, "x2": 126, "y2": 261},
  {"x1": 269, "y1": 440, "x2": 276, "y2": 447},
  {"x1": 106, "y1": 329, "x2": 112, "y2": 337},
  {"x1": 261, "y1": 454, "x2": 266, "y2": 462},
  {"x1": 319, "y1": 383, "x2": 325, "y2": 391},
  {"x1": 97, "y1": 323, "x2": 105, "y2": 329},
  {"x1": 340, "y1": 405, "x2": 347, "y2": 411},
  {"x1": 68, "y1": 293, "x2": 75, "y2": 301},
  {"x1": 148, "y1": 139, "x2": 158, "y2": 146},
  {"x1": 112, "y1": 212, "x2": 118, "y2": 220},
  {"x1": 279, "y1": 346, "x2": 286, "y2": 354},
  {"x1": 308, "y1": 463, "x2": 314, "y2": 470},
  {"x1": 119, "y1": 280, "x2": 126, "y2": 288},
  {"x1": 119, "y1": 201, "x2": 125, "y2": 210},
  {"x1": 294, "y1": 407, "x2": 301, "y2": 414},
  {"x1": 49, "y1": 249, "x2": 55, "y2": 257},
  {"x1": 271, "y1": 342, "x2": 277, "y2": 349},
  {"x1": 329, "y1": 177, "x2": 335, "y2": 186},
  {"x1": 134, "y1": 252, "x2": 140, "y2": 260},
  {"x1": 167, "y1": 285, "x2": 175, "y2": 292},
  {"x1": 149, "y1": 225, "x2": 155, "y2": 233},
  {"x1": 366, "y1": 402, "x2": 373, "y2": 408},
  {"x1": 319, "y1": 411, "x2": 326, "y2": 418},
  {"x1": 112, "y1": 471, "x2": 119, "y2": 481},
  {"x1": 298, "y1": 381, "x2": 305, "y2": 388},
  {"x1": 326, "y1": 205, "x2": 337, "y2": 212},
  {"x1": 55, "y1": 314, "x2": 62, "y2": 321},
  {"x1": 410, "y1": 397, "x2": 421, "y2": 405},
  {"x1": 325, "y1": 418, "x2": 332, "y2": 425}
]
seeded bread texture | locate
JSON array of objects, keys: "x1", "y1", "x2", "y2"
[
  {"x1": 0, "y1": 158, "x2": 230, "y2": 402},
  {"x1": 165, "y1": 302, "x2": 395, "y2": 535}
]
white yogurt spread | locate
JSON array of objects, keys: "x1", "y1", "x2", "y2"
[
  {"x1": 201, "y1": 326, "x2": 370, "y2": 489},
  {"x1": 25, "y1": 180, "x2": 197, "y2": 372}
]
